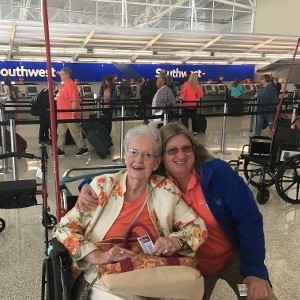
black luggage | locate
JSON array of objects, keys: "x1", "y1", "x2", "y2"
[
  {"x1": 228, "y1": 98, "x2": 244, "y2": 116},
  {"x1": 193, "y1": 115, "x2": 207, "y2": 133},
  {"x1": 0, "y1": 129, "x2": 27, "y2": 152},
  {"x1": 81, "y1": 122, "x2": 111, "y2": 159}
]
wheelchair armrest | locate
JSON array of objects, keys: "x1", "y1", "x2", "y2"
[
  {"x1": 241, "y1": 144, "x2": 250, "y2": 155},
  {"x1": 51, "y1": 237, "x2": 69, "y2": 257}
]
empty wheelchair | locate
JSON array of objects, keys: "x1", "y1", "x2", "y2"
[{"x1": 234, "y1": 122, "x2": 300, "y2": 204}]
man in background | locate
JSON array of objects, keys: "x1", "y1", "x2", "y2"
[{"x1": 56, "y1": 67, "x2": 88, "y2": 156}]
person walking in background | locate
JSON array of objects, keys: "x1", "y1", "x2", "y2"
[
  {"x1": 119, "y1": 76, "x2": 132, "y2": 100},
  {"x1": 272, "y1": 78, "x2": 281, "y2": 96},
  {"x1": 56, "y1": 67, "x2": 88, "y2": 156},
  {"x1": 255, "y1": 74, "x2": 279, "y2": 136},
  {"x1": 99, "y1": 75, "x2": 117, "y2": 134},
  {"x1": 179, "y1": 72, "x2": 204, "y2": 133},
  {"x1": 0, "y1": 77, "x2": 12, "y2": 104},
  {"x1": 31, "y1": 81, "x2": 57, "y2": 146}
]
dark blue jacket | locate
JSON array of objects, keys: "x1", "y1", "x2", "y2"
[{"x1": 197, "y1": 158, "x2": 268, "y2": 279}]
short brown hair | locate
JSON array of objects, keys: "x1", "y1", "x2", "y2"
[{"x1": 260, "y1": 74, "x2": 272, "y2": 83}]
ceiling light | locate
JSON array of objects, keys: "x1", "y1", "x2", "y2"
[
  {"x1": 175, "y1": 51, "x2": 210, "y2": 57},
  {"x1": 265, "y1": 53, "x2": 296, "y2": 59},
  {"x1": 186, "y1": 60, "x2": 229, "y2": 65},
  {"x1": 0, "y1": 45, "x2": 11, "y2": 51},
  {"x1": 214, "y1": 52, "x2": 262, "y2": 58},
  {"x1": 135, "y1": 59, "x2": 182, "y2": 64},
  {"x1": 93, "y1": 49, "x2": 153, "y2": 56},
  {"x1": 18, "y1": 47, "x2": 87, "y2": 54}
]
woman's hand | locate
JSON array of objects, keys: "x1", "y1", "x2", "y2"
[
  {"x1": 86, "y1": 246, "x2": 136, "y2": 265},
  {"x1": 243, "y1": 276, "x2": 268, "y2": 300},
  {"x1": 152, "y1": 237, "x2": 182, "y2": 256},
  {"x1": 75, "y1": 184, "x2": 98, "y2": 211}
]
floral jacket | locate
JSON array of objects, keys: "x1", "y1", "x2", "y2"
[{"x1": 54, "y1": 170, "x2": 208, "y2": 281}]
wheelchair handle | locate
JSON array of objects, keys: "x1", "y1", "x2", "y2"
[{"x1": 0, "y1": 152, "x2": 40, "y2": 160}]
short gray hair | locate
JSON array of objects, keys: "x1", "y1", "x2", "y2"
[{"x1": 124, "y1": 124, "x2": 162, "y2": 156}]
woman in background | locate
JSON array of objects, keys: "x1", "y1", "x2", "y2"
[{"x1": 180, "y1": 73, "x2": 204, "y2": 133}]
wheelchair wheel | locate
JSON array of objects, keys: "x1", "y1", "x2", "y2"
[
  {"x1": 41, "y1": 258, "x2": 55, "y2": 300},
  {"x1": 42, "y1": 213, "x2": 57, "y2": 229},
  {"x1": 243, "y1": 159, "x2": 276, "y2": 188},
  {"x1": 257, "y1": 188, "x2": 270, "y2": 204},
  {"x1": 275, "y1": 154, "x2": 300, "y2": 204},
  {"x1": 0, "y1": 218, "x2": 5, "y2": 232}
]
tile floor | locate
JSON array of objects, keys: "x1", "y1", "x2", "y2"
[{"x1": 1, "y1": 115, "x2": 300, "y2": 300}]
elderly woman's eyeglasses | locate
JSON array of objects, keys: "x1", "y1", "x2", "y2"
[
  {"x1": 126, "y1": 148, "x2": 157, "y2": 161},
  {"x1": 165, "y1": 144, "x2": 194, "y2": 156}
]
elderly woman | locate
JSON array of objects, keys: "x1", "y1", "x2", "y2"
[
  {"x1": 55, "y1": 124, "x2": 207, "y2": 300},
  {"x1": 150, "y1": 75, "x2": 176, "y2": 125},
  {"x1": 78, "y1": 122, "x2": 278, "y2": 300}
]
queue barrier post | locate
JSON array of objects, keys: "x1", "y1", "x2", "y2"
[
  {"x1": 9, "y1": 117, "x2": 19, "y2": 180},
  {"x1": 0, "y1": 105, "x2": 12, "y2": 174},
  {"x1": 214, "y1": 102, "x2": 231, "y2": 155},
  {"x1": 113, "y1": 105, "x2": 125, "y2": 164},
  {"x1": 291, "y1": 108, "x2": 297, "y2": 129},
  {"x1": 163, "y1": 111, "x2": 168, "y2": 125}
]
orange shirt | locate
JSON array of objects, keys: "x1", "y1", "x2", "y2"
[
  {"x1": 56, "y1": 79, "x2": 80, "y2": 120},
  {"x1": 178, "y1": 170, "x2": 234, "y2": 276},
  {"x1": 180, "y1": 82, "x2": 203, "y2": 107},
  {"x1": 104, "y1": 191, "x2": 159, "y2": 241}
]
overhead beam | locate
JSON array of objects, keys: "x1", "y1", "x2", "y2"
[
  {"x1": 7, "y1": 24, "x2": 17, "y2": 60},
  {"x1": 228, "y1": 37, "x2": 274, "y2": 63},
  {"x1": 72, "y1": 28, "x2": 96, "y2": 61},
  {"x1": 213, "y1": 0, "x2": 254, "y2": 10},
  {"x1": 135, "y1": 0, "x2": 188, "y2": 28},
  {"x1": 181, "y1": 35, "x2": 223, "y2": 63},
  {"x1": 130, "y1": 32, "x2": 163, "y2": 62}
]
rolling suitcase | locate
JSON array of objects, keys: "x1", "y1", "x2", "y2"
[
  {"x1": 193, "y1": 115, "x2": 207, "y2": 133},
  {"x1": 0, "y1": 129, "x2": 27, "y2": 152},
  {"x1": 81, "y1": 122, "x2": 110, "y2": 159}
]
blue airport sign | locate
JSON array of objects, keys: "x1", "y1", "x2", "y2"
[{"x1": 0, "y1": 61, "x2": 255, "y2": 83}]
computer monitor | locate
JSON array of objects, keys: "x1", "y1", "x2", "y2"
[{"x1": 27, "y1": 86, "x2": 38, "y2": 96}]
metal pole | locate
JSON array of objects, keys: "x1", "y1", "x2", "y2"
[
  {"x1": 0, "y1": 106, "x2": 12, "y2": 174},
  {"x1": 113, "y1": 106, "x2": 125, "y2": 164},
  {"x1": 271, "y1": 38, "x2": 300, "y2": 135},
  {"x1": 163, "y1": 111, "x2": 168, "y2": 125},
  {"x1": 214, "y1": 102, "x2": 231, "y2": 155},
  {"x1": 291, "y1": 108, "x2": 297, "y2": 129},
  {"x1": 9, "y1": 118, "x2": 18, "y2": 180},
  {"x1": 42, "y1": 0, "x2": 62, "y2": 221}
]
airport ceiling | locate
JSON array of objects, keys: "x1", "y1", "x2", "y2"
[{"x1": 0, "y1": 0, "x2": 299, "y2": 67}]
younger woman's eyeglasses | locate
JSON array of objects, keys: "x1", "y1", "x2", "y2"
[{"x1": 165, "y1": 144, "x2": 194, "y2": 156}]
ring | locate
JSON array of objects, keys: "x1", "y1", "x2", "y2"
[
  {"x1": 119, "y1": 250, "x2": 125, "y2": 255},
  {"x1": 163, "y1": 249, "x2": 168, "y2": 255}
]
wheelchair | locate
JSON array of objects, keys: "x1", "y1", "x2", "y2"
[
  {"x1": 42, "y1": 164, "x2": 126, "y2": 300},
  {"x1": 232, "y1": 121, "x2": 300, "y2": 204},
  {"x1": 0, "y1": 148, "x2": 56, "y2": 248}
]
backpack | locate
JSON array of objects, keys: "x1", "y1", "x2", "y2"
[
  {"x1": 9, "y1": 86, "x2": 19, "y2": 102},
  {"x1": 126, "y1": 84, "x2": 132, "y2": 97},
  {"x1": 30, "y1": 95, "x2": 40, "y2": 116},
  {"x1": 30, "y1": 89, "x2": 47, "y2": 116}
]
